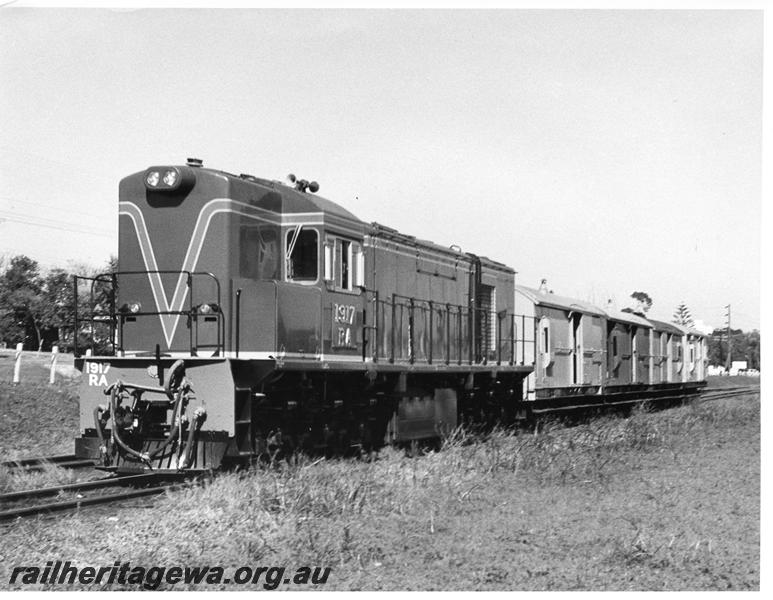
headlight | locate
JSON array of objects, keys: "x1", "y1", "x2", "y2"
[
  {"x1": 143, "y1": 165, "x2": 196, "y2": 192},
  {"x1": 198, "y1": 303, "x2": 219, "y2": 314},
  {"x1": 163, "y1": 170, "x2": 178, "y2": 186},
  {"x1": 119, "y1": 302, "x2": 142, "y2": 313}
]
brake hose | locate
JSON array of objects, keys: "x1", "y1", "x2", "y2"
[
  {"x1": 109, "y1": 385, "x2": 150, "y2": 463},
  {"x1": 145, "y1": 387, "x2": 185, "y2": 460},
  {"x1": 179, "y1": 408, "x2": 206, "y2": 469}
]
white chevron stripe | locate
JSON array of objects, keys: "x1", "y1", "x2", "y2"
[{"x1": 118, "y1": 198, "x2": 323, "y2": 348}]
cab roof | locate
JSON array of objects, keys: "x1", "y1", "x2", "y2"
[{"x1": 225, "y1": 171, "x2": 362, "y2": 222}]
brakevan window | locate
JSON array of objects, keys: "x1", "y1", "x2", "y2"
[
  {"x1": 541, "y1": 318, "x2": 550, "y2": 353},
  {"x1": 286, "y1": 227, "x2": 318, "y2": 282}
]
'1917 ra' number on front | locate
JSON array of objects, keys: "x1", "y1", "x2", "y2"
[{"x1": 333, "y1": 303, "x2": 356, "y2": 348}]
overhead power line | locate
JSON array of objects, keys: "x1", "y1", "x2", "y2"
[
  {"x1": 0, "y1": 196, "x2": 113, "y2": 219},
  {"x1": 0, "y1": 210, "x2": 115, "y2": 238}
]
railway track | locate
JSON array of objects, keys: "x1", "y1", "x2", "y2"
[
  {"x1": 1, "y1": 454, "x2": 95, "y2": 472},
  {"x1": 0, "y1": 474, "x2": 187, "y2": 522},
  {"x1": 699, "y1": 385, "x2": 760, "y2": 402},
  {"x1": 0, "y1": 384, "x2": 756, "y2": 522}
]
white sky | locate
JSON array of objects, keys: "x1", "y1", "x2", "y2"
[{"x1": 0, "y1": 6, "x2": 762, "y2": 331}]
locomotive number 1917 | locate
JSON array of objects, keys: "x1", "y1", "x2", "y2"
[{"x1": 332, "y1": 303, "x2": 357, "y2": 349}]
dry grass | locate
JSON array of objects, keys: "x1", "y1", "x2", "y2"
[
  {"x1": 0, "y1": 379, "x2": 83, "y2": 492},
  {"x1": 0, "y1": 382, "x2": 79, "y2": 460},
  {"x1": 0, "y1": 389, "x2": 759, "y2": 591}
]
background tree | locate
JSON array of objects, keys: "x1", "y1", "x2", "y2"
[
  {"x1": 0, "y1": 255, "x2": 45, "y2": 349},
  {"x1": 630, "y1": 291, "x2": 652, "y2": 313},
  {"x1": 672, "y1": 302, "x2": 694, "y2": 327},
  {"x1": 0, "y1": 254, "x2": 118, "y2": 351},
  {"x1": 622, "y1": 291, "x2": 653, "y2": 316},
  {"x1": 39, "y1": 268, "x2": 76, "y2": 348},
  {"x1": 708, "y1": 327, "x2": 761, "y2": 370}
]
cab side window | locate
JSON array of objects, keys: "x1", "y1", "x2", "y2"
[
  {"x1": 241, "y1": 225, "x2": 279, "y2": 280},
  {"x1": 336, "y1": 239, "x2": 352, "y2": 289},
  {"x1": 286, "y1": 227, "x2": 318, "y2": 282},
  {"x1": 324, "y1": 236, "x2": 363, "y2": 291}
]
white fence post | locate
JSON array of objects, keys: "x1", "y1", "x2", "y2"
[
  {"x1": 50, "y1": 345, "x2": 59, "y2": 385},
  {"x1": 13, "y1": 343, "x2": 23, "y2": 384}
]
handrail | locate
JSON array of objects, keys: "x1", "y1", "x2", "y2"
[
  {"x1": 235, "y1": 288, "x2": 242, "y2": 358},
  {"x1": 72, "y1": 270, "x2": 224, "y2": 357},
  {"x1": 366, "y1": 293, "x2": 536, "y2": 369}
]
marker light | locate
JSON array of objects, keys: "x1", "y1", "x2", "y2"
[
  {"x1": 163, "y1": 170, "x2": 178, "y2": 186},
  {"x1": 146, "y1": 171, "x2": 160, "y2": 187}
]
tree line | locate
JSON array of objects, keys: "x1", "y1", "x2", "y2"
[
  {"x1": 624, "y1": 292, "x2": 759, "y2": 371},
  {"x1": 706, "y1": 328, "x2": 760, "y2": 371},
  {"x1": 0, "y1": 254, "x2": 116, "y2": 352},
  {"x1": 670, "y1": 300, "x2": 760, "y2": 370}
]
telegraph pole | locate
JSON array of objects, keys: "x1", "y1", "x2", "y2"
[{"x1": 724, "y1": 304, "x2": 732, "y2": 371}]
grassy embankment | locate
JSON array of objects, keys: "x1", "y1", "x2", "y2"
[
  {"x1": 0, "y1": 351, "x2": 81, "y2": 491},
  {"x1": 0, "y1": 367, "x2": 760, "y2": 591}
]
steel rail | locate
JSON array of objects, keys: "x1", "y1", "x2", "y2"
[
  {"x1": 1, "y1": 455, "x2": 95, "y2": 471},
  {"x1": 0, "y1": 474, "x2": 157, "y2": 503},
  {"x1": 698, "y1": 387, "x2": 760, "y2": 402},
  {"x1": 0, "y1": 482, "x2": 183, "y2": 522},
  {"x1": 12, "y1": 460, "x2": 96, "y2": 472},
  {"x1": 703, "y1": 385, "x2": 760, "y2": 394},
  {"x1": 1, "y1": 454, "x2": 78, "y2": 468},
  {"x1": 530, "y1": 391, "x2": 704, "y2": 414},
  {"x1": 530, "y1": 385, "x2": 759, "y2": 416}
]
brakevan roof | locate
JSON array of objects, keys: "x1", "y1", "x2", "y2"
[
  {"x1": 646, "y1": 319, "x2": 686, "y2": 335},
  {"x1": 515, "y1": 285, "x2": 607, "y2": 317},
  {"x1": 669, "y1": 322, "x2": 707, "y2": 338},
  {"x1": 604, "y1": 308, "x2": 652, "y2": 328}
]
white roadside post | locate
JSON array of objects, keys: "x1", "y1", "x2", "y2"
[
  {"x1": 13, "y1": 343, "x2": 23, "y2": 384},
  {"x1": 50, "y1": 345, "x2": 59, "y2": 385}
]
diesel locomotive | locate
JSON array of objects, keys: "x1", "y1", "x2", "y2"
[
  {"x1": 74, "y1": 159, "x2": 536, "y2": 473},
  {"x1": 73, "y1": 159, "x2": 707, "y2": 474}
]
